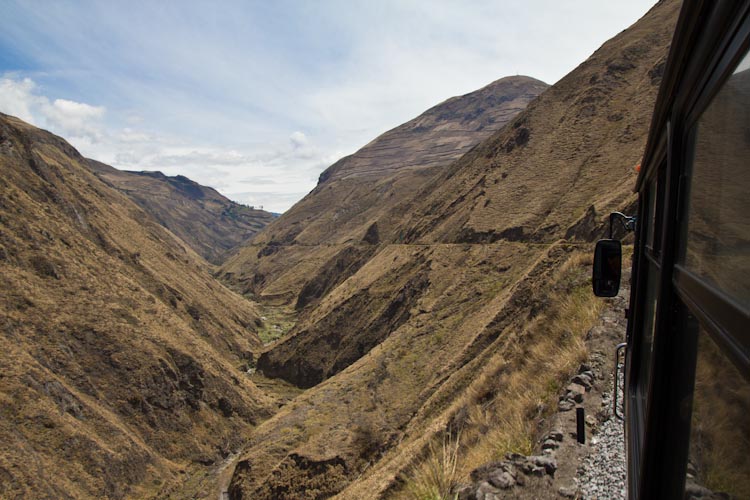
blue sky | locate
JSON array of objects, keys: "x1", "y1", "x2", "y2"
[{"x1": 0, "y1": 0, "x2": 656, "y2": 212}]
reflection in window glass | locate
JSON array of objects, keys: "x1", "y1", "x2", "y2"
[
  {"x1": 636, "y1": 260, "x2": 658, "y2": 412},
  {"x1": 687, "y1": 325, "x2": 750, "y2": 499},
  {"x1": 681, "y1": 50, "x2": 750, "y2": 309}
]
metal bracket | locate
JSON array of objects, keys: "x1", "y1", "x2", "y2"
[{"x1": 609, "y1": 212, "x2": 637, "y2": 239}]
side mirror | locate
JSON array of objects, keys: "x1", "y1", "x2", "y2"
[{"x1": 593, "y1": 239, "x2": 622, "y2": 297}]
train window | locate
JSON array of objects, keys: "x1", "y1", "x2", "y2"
[
  {"x1": 687, "y1": 322, "x2": 750, "y2": 499},
  {"x1": 645, "y1": 171, "x2": 664, "y2": 257},
  {"x1": 679, "y1": 49, "x2": 750, "y2": 310},
  {"x1": 645, "y1": 180, "x2": 658, "y2": 253},
  {"x1": 634, "y1": 163, "x2": 664, "y2": 419},
  {"x1": 635, "y1": 259, "x2": 659, "y2": 413}
]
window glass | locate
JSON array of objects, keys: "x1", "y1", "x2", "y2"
[
  {"x1": 646, "y1": 180, "x2": 658, "y2": 252},
  {"x1": 680, "y1": 50, "x2": 750, "y2": 309},
  {"x1": 687, "y1": 324, "x2": 750, "y2": 499},
  {"x1": 636, "y1": 259, "x2": 659, "y2": 411}
]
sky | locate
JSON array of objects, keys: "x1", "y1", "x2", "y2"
[{"x1": 0, "y1": 0, "x2": 657, "y2": 213}]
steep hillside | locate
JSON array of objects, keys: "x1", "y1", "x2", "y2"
[
  {"x1": 228, "y1": 1, "x2": 681, "y2": 498},
  {"x1": 220, "y1": 76, "x2": 548, "y2": 305},
  {"x1": 0, "y1": 113, "x2": 274, "y2": 499},
  {"x1": 87, "y1": 160, "x2": 275, "y2": 265},
  {"x1": 318, "y1": 75, "x2": 549, "y2": 184}
]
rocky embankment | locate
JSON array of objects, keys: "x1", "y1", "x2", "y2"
[{"x1": 455, "y1": 271, "x2": 630, "y2": 499}]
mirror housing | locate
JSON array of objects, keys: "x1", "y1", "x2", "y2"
[{"x1": 593, "y1": 239, "x2": 622, "y2": 297}]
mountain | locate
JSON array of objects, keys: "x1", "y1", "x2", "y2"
[
  {"x1": 220, "y1": 75, "x2": 549, "y2": 306},
  {"x1": 227, "y1": 1, "x2": 681, "y2": 498},
  {"x1": 0, "y1": 112, "x2": 275, "y2": 499},
  {"x1": 86, "y1": 160, "x2": 275, "y2": 265},
  {"x1": 318, "y1": 75, "x2": 549, "y2": 184}
]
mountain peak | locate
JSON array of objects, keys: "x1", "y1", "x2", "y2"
[{"x1": 319, "y1": 75, "x2": 549, "y2": 185}]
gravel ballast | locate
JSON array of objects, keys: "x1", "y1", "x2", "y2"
[{"x1": 578, "y1": 369, "x2": 626, "y2": 499}]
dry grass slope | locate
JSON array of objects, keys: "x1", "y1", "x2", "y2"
[
  {"x1": 0, "y1": 113, "x2": 275, "y2": 499},
  {"x1": 220, "y1": 76, "x2": 549, "y2": 304},
  {"x1": 401, "y1": 253, "x2": 601, "y2": 499},
  {"x1": 87, "y1": 159, "x2": 275, "y2": 265}
]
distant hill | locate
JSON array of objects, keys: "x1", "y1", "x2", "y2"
[
  {"x1": 0, "y1": 112, "x2": 274, "y2": 499},
  {"x1": 221, "y1": 75, "x2": 549, "y2": 305},
  {"x1": 86, "y1": 160, "x2": 275, "y2": 265}
]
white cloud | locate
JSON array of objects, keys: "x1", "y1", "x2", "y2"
[
  {"x1": 44, "y1": 98, "x2": 105, "y2": 141},
  {"x1": 0, "y1": 74, "x2": 339, "y2": 212},
  {"x1": 118, "y1": 127, "x2": 152, "y2": 143},
  {"x1": 0, "y1": 76, "x2": 106, "y2": 143},
  {"x1": 0, "y1": 77, "x2": 38, "y2": 123},
  {"x1": 289, "y1": 131, "x2": 308, "y2": 148}
]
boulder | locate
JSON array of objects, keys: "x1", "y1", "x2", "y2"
[
  {"x1": 488, "y1": 470, "x2": 516, "y2": 489},
  {"x1": 475, "y1": 481, "x2": 502, "y2": 500},
  {"x1": 542, "y1": 439, "x2": 559, "y2": 450},
  {"x1": 571, "y1": 373, "x2": 593, "y2": 389},
  {"x1": 566, "y1": 383, "x2": 586, "y2": 403},
  {"x1": 530, "y1": 455, "x2": 557, "y2": 476},
  {"x1": 547, "y1": 430, "x2": 564, "y2": 441}
]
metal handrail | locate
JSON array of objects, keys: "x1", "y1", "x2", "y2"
[
  {"x1": 614, "y1": 342, "x2": 627, "y2": 421},
  {"x1": 609, "y1": 212, "x2": 637, "y2": 239}
]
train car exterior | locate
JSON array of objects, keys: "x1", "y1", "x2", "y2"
[{"x1": 594, "y1": 1, "x2": 750, "y2": 498}]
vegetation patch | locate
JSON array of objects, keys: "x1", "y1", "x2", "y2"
[{"x1": 256, "y1": 305, "x2": 298, "y2": 345}]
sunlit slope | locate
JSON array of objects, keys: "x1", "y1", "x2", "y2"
[
  {"x1": 87, "y1": 160, "x2": 275, "y2": 265},
  {"x1": 0, "y1": 113, "x2": 274, "y2": 499}
]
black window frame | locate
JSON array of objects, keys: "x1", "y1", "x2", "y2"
[
  {"x1": 672, "y1": 27, "x2": 750, "y2": 377},
  {"x1": 625, "y1": 176, "x2": 653, "y2": 499}
]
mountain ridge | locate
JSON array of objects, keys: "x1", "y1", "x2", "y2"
[
  {"x1": 220, "y1": 75, "x2": 549, "y2": 307},
  {"x1": 87, "y1": 159, "x2": 275, "y2": 265},
  {"x1": 318, "y1": 75, "x2": 549, "y2": 183}
]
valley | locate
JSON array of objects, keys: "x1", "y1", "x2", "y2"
[
  {"x1": 0, "y1": 112, "x2": 275, "y2": 499},
  {"x1": 222, "y1": 0, "x2": 680, "y2": 498},
  {"x1": 0, "y1": 1, "x2": 682, "y2": 499}
]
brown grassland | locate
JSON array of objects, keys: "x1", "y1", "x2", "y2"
[
  {"x1": 0, "y1": 113, "x2": 274, "y2": 499},
  {"x1": 0, "y1": 0, "x2": 683, "y2": 498}
]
